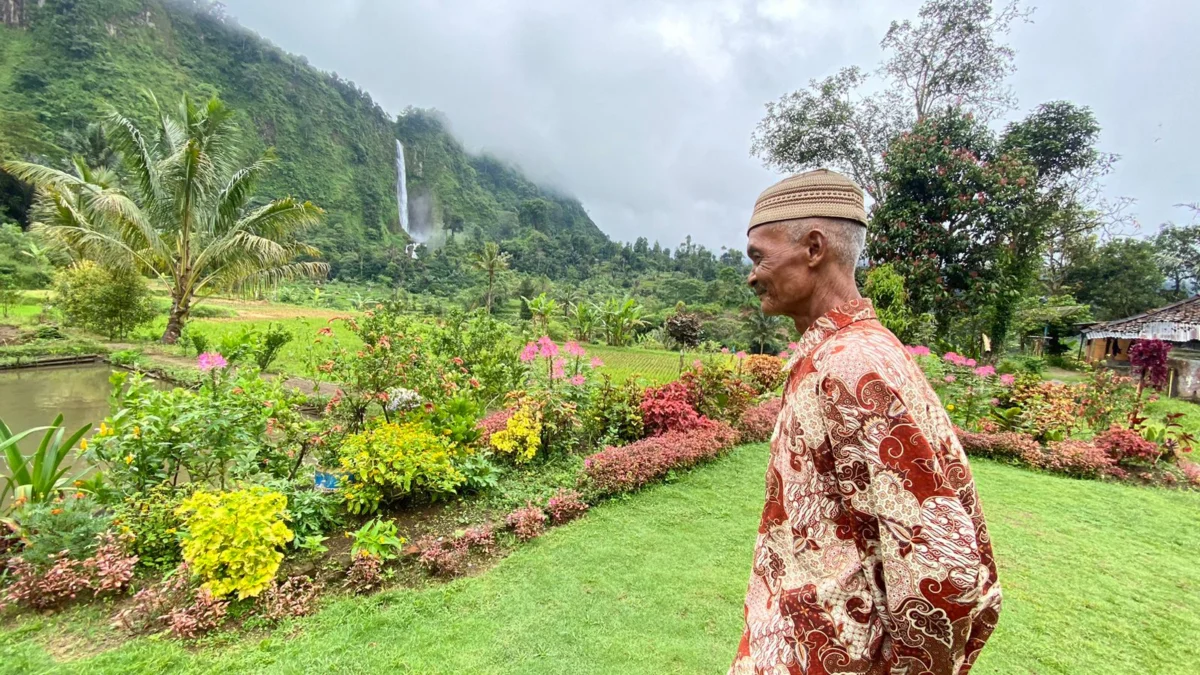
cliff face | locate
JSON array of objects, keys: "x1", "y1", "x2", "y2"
[{"x1": 0, "y1": 0, "x2": 607, "y2": 278}]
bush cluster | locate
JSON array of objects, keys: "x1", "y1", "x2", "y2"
[
  {"x1": 583, "y1": 420, "x2": 740, "y2": 496},
  {"x1": 545, "y1": 489, "x2": 589, "y2": 525},
  {"x1": 338, "y1": 422, "x2": 465, "y2": 514},
  {"x1": 1, "y1": 532, "x2": 136, "y2": 612},
  {"x1": 176, "y1": 487, "x2": 294, "y2": 600},
  {"x1": 955, "y1": 428, "x2": 1041, "y2": 461},
  {"x1": 639, "y1": 381, "x2": 703, "y2": 435},
  {"x1": 505, "y1": 504, "x2": 548, "y2": 542},
  {"x1": 737, "y1": 399, "x2": 782, "y2": 443}
]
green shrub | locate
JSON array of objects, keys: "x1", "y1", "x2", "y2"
[
  {"x1": 54, "y1": 262, "x2": 155, "y2": 340},
  {"x1": 254, "y1": 323, "x2": 294, "y2": 371},
  {"x1": 349, "y1": 518, "x2": 405, "y2": 560},
  {"x1": 276, "y1": 483, "x2": 341, "y2": 548},
  {"x1": 10, "y1": 495, "x2": 112, "y2": 567},
  {"x1": 338, "y1": 421, "x2": 465, "y2": 514},
  {"x1": 113, "y1": 485, "x2": 187, "y2": 572},
  {"x1": 176, "y1": 487, "x2": 294, "y2": 600}
]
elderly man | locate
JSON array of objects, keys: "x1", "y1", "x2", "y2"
[{"x1": 730, "y1": 170, "x2": 1002, "y2": 675}]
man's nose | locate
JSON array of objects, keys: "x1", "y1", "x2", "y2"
[{"x1": 747, "y1": 270, "x2": 757, "y2": 288}]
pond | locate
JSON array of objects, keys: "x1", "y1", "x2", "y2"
[{"x1": 0, "y1": 363, "x2": 117, "y2": 446}]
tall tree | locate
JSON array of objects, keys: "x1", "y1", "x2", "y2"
[
  {"x1": 470, "y1": 241, "x2": 511, "y2": 314},
  {"x1": 1067, "y1": 238, "x2": 1166, "y2": 321},
  {"x1": 869, "y1": 108, "x2": 1039, "y2": 349},
  {"x1": 753, "y1": 0, "x2": 1032, "y2": 200},
  {"x1": 1154, "y1": 209, "x2": 1200, "y2": 297},
  {"x1": 5, "y1": 93, "x2": 327, "y2": 343}
]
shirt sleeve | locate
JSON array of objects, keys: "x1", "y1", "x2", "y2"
[{"x1": 818, "y1": 369, "x2": 996, "y2": 674}]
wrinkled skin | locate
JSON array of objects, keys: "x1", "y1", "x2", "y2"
[{"x1": 746, "y1": 219, "x2": 861, "y2": 333}]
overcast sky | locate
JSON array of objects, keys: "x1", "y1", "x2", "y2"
[{"x1": 220, "y1": 0, "x2": 1200, "y2": 251}]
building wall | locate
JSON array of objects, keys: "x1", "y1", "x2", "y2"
[{"x1": 1170, "y1": 352, "x2": 1200, "y2": 400}]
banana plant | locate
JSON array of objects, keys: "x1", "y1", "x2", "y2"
[{"x1": 1, "y1": 415, "x2": 91, "y2": 511}]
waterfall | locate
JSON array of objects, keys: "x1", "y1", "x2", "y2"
[{"x1": 395, "y1": 140, "x2": 410, "y2": 236}]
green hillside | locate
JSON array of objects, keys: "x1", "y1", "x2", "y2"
[{"x1": 0, "y1": 0, "x2": 607, "y2": 278}]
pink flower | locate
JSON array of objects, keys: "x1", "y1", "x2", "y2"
[
  {"x1": 944, "y1": 375, "x2": 957, "y2": 383},
  {"x1": 537, "y1": 336, "x2": 559, "y2": 358},
  {"x1": 590, "y1": 357, "x2": 604, "y2": 368},
  {"x1": 197, "y1": 352, "x2": 228, "y2": 372},
  {"x1": 788, "y1": 342, "x2": 799, "y2": 350},
  {"x1": 966, "y1": 359, "x2": 977, "y2": 368},
  {"x1": 990, "y1": 398, "x2": 1001, "y2": 406},
  {"x1": 906, "y1": 345, "x2": 931, "y2": 356},
  {"x1": 564, "y1": 341, "x2": 586, "y2": 357},
  {"x1": 943, "y1": 351, "x2": 959, "y2": 363},
  {"x1": 692, "y1": 359, "x2": 703, "y2": 368},
  {"x1": 519, "y1": 342, "x2": 538, "y2": 362},
  {"x1": 569, "y1": 374, "x2": 586, "y2": 386},
  {"x1": 551, "y1": 358, "x2": 566, "y2": 380},
  {"x1": 999, "y1": 374, "x2": 1016, "y2": 386},
  {"x1": 779, "y1": 350, "x2": 790, "y2": 360},
  {"x1": 974, "y1": 365, "x2": 996, "y2": 377},
  {"x1": 735, "y1": 351, "x2": 748, "y2": 360},
  {"x1": 721, "y1": 347, "x2": 730, "y2": 354}
]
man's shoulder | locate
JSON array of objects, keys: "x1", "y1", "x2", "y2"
[{"x1": 812, "y1": 321, "x2": 910, "y2": 385}]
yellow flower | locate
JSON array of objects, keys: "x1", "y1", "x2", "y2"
[
  {"x1": 99, "y1": 422, "x2": 108, "y2": 435},
  {"x1": 132, "y1": 426, "x2": 141, "y2": 439},
  {"x1": 124, "y1": 454, "x2": 134, "y2": 465},
  {"x1": 946, "y1": 404, "x2": 956, "y2": 412},
  {"x1": 79, "y1": 438, "x2": 88, "y2": 451}
]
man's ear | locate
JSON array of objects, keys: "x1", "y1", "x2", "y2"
[{"x1": 803, "y1": 227, "x2": 827, "y2": 268}]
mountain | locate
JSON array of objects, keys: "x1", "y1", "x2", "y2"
[{"x1": 0, "y1": 0, "x2": 609, "y2": 279}]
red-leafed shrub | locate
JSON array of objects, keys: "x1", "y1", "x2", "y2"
[
  {"x1": 1094, "y1": 427, "x2": 1160, "y2": 465},
  {"x1": 738, "y1": 399, "x2": 782, "y2": 443},
  {"x1": 1130, "y1": 339, "x2": 1172, "y2": 390},
  {"x1": 1179, "y1": 460, "x2": 1200, "y2": 486},
  {"x1": 344, "y1": 552, "x2": 384, "y2": 594},
  {"x1": 583, "y1": 419, "x2": 740, "y2": 496},
  {"x1": 113, "y1": 564, "x2": 193, "y2": 634},
  {"x1": 955, "y1": 428, "x2": 1040, "y2": 461},
  {"x1": 163, "y1": 588, "x2": 229, "y2": 639},
  {"x1": 461, "y1": 523, "x2": 496, "y2": 554},
  {"x1": 1, "y1": 532, "x2": 137, "y2": 613},
  {"x1": 505, "y1": 505, "x2": 548, "y2": 542},
  {"x1": 258, "y1": 576, "x2": 322, "y2": 622},
  {"x1": 417, "y1": 536, "x2": 471, "y2": 578},
  {"x1": 476, "y1": 408, "x2": 515, "y2": 446},
  {"x1": 1037, "y1": 440, "x2": 1117, "y2": 479},
  {"x1": 639, "y1": 381, "x2": 703, "y2": 435},
  {"x1": 545, "y1": 489, "x2": 589, "y2": 525},
  {"x1": 744, "y1": 355, "x2": 786, "y2": 393}
]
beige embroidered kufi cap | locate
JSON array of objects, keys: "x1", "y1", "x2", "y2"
[{"x1": 748, "y1": 168, "x2": 868, "y2": 233}]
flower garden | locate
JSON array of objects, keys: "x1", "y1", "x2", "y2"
[
  {"x1": 1, "y1": 302, "x2": 1198, "y2": 670},
  {"x1": 0, "y1": 302, "x2": 788, "y2": 642}
]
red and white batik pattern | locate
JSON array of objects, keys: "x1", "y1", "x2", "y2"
[{"x1": 731, "y1": 299, "x2": 1001, "y2": 675}]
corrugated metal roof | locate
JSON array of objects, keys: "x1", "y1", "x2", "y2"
[{"x1": 1084, "y1": 295, "x2": 1200, "y2": 341}]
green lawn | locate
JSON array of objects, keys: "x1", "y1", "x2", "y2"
[{"x1": 4, "y1": 445, "x2": 1198, "y2": 674}]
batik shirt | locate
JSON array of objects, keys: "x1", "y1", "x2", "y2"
[{"x1": 731, "y1": 299, "x2": 1001, "y2": 675}]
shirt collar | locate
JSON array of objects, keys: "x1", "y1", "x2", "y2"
[{"x1": 782, "y1": 297, "x2": 877, "y2": 371}]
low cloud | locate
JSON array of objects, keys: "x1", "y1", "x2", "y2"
[{"x1": 223, "y1": 0, "x2": 1200, "y2": 248}]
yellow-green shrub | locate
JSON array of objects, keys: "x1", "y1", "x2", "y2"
[
  {"x1": 489, "y1": 404, "x2": 542, "y2": 463},
  {"x1": 176, "y1": 487, "x2": 294, "y2": 599},
  {"x1": 337, "y1": 422, "x2": 465, "y2": 514}
]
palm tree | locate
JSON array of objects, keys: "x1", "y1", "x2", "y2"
[
  {"x1": 5, "y1": 93, "x2": 327, "y2": 343},
  {"x1": 471, "y1": 242, "x2": 510, "y2": 314},
  {"x1": 744, "y1": 308, "x2": 785, "y2": 354}
]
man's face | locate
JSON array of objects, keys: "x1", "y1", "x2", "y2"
[{"x1": 746, "y1": 223, "x2": 812, "y2": 317}]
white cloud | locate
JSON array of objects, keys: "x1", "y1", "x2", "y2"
[{"x1": 220, "y1": 0, "x2": 1200, "y2": 249}]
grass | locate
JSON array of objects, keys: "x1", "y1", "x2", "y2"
[{"x1": 3, "y1": 445, "x2": 1198, "y2": 674}]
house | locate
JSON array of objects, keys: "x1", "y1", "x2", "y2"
[{"x1": 1083, "y1": 295, "x2": 1200, "y2": 399}]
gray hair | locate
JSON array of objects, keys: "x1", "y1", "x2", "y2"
[{"x1": 775, "y1": 217, "x2": 865, "y2": 270}]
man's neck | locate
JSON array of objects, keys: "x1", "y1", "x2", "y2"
[{"x1": 790, "y1": 274, "x2": 862, "y2": 334}]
